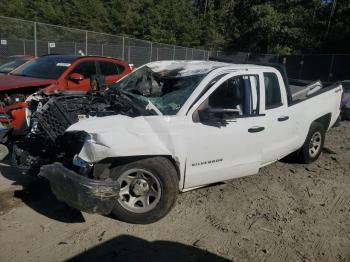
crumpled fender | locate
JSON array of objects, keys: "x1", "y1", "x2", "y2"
[{"x1": 67, "y1": 114, "x2": 185, "y2": 164}]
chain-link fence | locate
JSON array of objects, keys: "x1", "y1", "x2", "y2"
[
  {"x1": 210, "y1": 52, "x2": 350, "y2": 82},
  {"x1": 0, "y1": 15, "x2": 211, "y2": 67}
]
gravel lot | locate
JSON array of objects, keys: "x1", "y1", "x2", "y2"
[{"x1": 0, "y1": 122, "x2": 349, "y2": 262}]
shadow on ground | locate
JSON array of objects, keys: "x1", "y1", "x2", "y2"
[
  {"x1": 67, "y1": 235, "x2": 230, "y2": 262},
  {"x1": 0, "y1": 162, "x2": 85, "y2": 223}
]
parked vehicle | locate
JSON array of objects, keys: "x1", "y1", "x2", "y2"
[
  {"x1": 13, "y1": 61, "x2": 342, "y2": 224},
  {"x1": 0, "y1": 55, "x2": 132, "y2": 132},
  {"x1": 0, "y1": 55, "x2": 35, "y2": 75},
  {"x1": 341, "y1": 80, "x2": 350, "y2": 120}
]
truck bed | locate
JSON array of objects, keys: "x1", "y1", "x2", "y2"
[
  {"x1": 289, "y1": 79, "x2": 323, "y2": 101},
  {"x1": 289, "y1": 78, "x2": 341, "y2": 105}
]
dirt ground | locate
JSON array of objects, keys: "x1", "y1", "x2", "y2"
[{"x1": 0, "y1": 122, "x2": 349, "y2": 262}]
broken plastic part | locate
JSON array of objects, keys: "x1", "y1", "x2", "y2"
[{"x1": 39, "y1": 163, "x2": 120, "y2": 215}]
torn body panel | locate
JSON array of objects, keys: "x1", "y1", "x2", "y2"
[
  {"x1": 68, "y1": 115, "x2": 187, "y2": 188},
  {"x1": 39, "y1": 163, "x2": 120, "y2": 214}
]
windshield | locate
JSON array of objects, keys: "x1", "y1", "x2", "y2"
[
  {"x1": 110, "y1": 66, "x2": 205, "y2": 115},
  {"x1": 11, "y1": 56, "x2": 76, "y2": 79},
  {"x1": 0, "y1": 58, "x2": 30, "y2": 74}
]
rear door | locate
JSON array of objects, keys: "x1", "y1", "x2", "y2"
[
  {"x1": 98, "y1": 60, "x2": 126, "y2": 85},
  {"x1": 66, "y1": 60, "x2": 97, "y2": 91},
  {"x1": 260, "y1": 70, "x2": 298, "y2": 164}
]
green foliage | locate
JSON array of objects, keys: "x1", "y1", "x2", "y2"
[{"x1": 0, "y1": 0, "x2": 349, "y2": 54}]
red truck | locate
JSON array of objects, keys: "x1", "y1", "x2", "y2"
[{"x1": 0, "y1": 55, "x2": 132, "y2": 132}]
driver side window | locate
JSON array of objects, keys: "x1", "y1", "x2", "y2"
[
  {"x1": 71, "y1": 61, "x2": 96, "y2": 79},
  {"x1": 193, "y1": 75, "x2": 259, "y2": 122}
]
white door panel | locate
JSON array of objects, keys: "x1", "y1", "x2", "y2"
[
  {"x1": 261, "y1": 106, "x2": 298, "y2": 163},
  {"x1": 184, "y1": 70, "x2": 266, "y2": 189},
  {"x1": 185, "y1": 117, "x2": 265, "y2": 188},
  {"x1": 260, "y1": 71, "x2": 299, "y2": 164}
]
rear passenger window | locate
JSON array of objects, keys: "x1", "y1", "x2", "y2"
[
  {"x1": 99, "y1": 62, "x2": 124, "y2": 76},
  {"x1": 71, "y1": 61, "x2": 96, "y2": 79},
  {"x1": 264, "y1": 72, "x2": 282, "y2": 109}
]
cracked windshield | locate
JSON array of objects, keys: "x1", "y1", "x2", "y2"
[{"x1": 111, "y1": 66, "x2": 205, "y2": 115}]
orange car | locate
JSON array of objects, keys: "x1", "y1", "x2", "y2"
[{"x1": 0, "y1": 55, "x2": 132, "y2": 133}]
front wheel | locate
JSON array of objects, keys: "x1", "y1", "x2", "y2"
[
  {"x1": 110, "y1": 157, "x2": 179, "y2": 224},
  {"x1": 298, "y1": 122, "x2": 325, "y2": 164}
]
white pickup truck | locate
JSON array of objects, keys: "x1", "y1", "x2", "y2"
[{"x1": 21, "y1": 61, "x2": 342, "y2": 224}]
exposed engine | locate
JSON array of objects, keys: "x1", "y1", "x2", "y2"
[{"x1": 12, "y1": 89, "x2": 144, "y2": 173}]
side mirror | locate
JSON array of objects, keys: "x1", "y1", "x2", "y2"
[
  {"x1": 198, "y1": 108, "x2": 239, "y2": 123},
  {"x1": 69, "y1": 73, "x2": 84, "y2": 82}
]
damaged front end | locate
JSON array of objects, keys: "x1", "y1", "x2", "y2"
[
  {"x1": 11, "y1": 91, "x2": 141, "y2": 213},
  {"x1": 12, "y1": 90, "x2": 139, "y2": 171},
  {"x1": 39, "y1": 163, "x2": 120, "y2": 214}
]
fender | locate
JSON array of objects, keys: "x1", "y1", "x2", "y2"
[{"x1": 67, "y1": 114, "x2": 187, "y2": 165}]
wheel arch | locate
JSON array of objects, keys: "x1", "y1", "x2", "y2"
[
  {"x1": 313, "y1": 113, "x2": 331, "y2": 131},
  {"x1": 94, "y1": 155, "x2": 182, "y2": 184}
]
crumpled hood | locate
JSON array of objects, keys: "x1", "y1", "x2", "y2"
[
  {"x1": 67, "y1": 114, "x2": 182, "y2": 163},
  {"x1": 0, "y1": 75, "x2": 55, "y2": 91}
]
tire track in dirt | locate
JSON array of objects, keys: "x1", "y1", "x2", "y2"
[
  {"x1": 317, "y1": 185, "x2": 350, "y2": 217},
  {"x1": 205, "y1": 215, "x2": 230, "y2": 233},
  {"x1": 328, "y1": 194, "x2": 350, "y2": 215},
  {"x1": 251, "y1": 239, "x2": 291, "y2": 262},
  {"x1": 311, "y1": 238, "x2": 346, "y2": 262}
]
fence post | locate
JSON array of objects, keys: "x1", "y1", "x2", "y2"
[
  {"x1": 34, "y1": 22, "x2": 37, "y2": 56},
  {"x1": 149, "y1": 42, "x2": 153, "y2": 62},
  {"x1": 173, "y1": 45, "x2": 175, "y2": 60},
  {"x1": 128, "y1": 46, "x2": 131, "y2": 62},
  {"x1": 203, "y1": 50, "x2": 205, "y2": 60},
  {"x1": 47, "y1": 42, "x2": 50, "y2": 54},
  {"x1": 74, "y1": 42, "x2": 76, "y2": 55},
  {"x1": 85, "y1": 31, "x2": 88, "y2": 55},
  {"x1": 298, "y1": 55, "x2": 304, "y2": 79},
  {"x1": 185, "y1": 48, "x2": 188, "y2": 60},
  {"x1": 156, "y1": 47, "x2": 159, "y2": 61},
  {"x1": 101, "y1": 44, "x2": 104, "y2": 56},
  {"x1": 328, "y1": 54, "x2": 335, "y2": 82},
  {"x1": 121, "y1": 37, "x2": 125, "y2": 60},
  {"x1": 23, "y1": 40, "x2": 26, "y2": 55}
]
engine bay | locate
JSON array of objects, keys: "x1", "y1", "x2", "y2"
[{"x1": 12, "y1": 89, "x2": 146, "y2": 173}]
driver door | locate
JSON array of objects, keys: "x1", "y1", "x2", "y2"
[
  {"x1": 184, "y1": 71, "x2": 266, "y2": 189},
  {"x1": 66, "y1": 61, "x2": 97, "y2": 91}
]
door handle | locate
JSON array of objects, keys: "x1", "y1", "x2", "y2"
[
  {"x1": 278, "y1": 116, "x2": 289, "y2": 122},
  {"x1": 248, "y1": 126, "x2": 265, "y2": 133}
]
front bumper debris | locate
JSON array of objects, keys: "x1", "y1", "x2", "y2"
[{"x1": 39, "y1": 163, "x2": 120, "y2": 215}]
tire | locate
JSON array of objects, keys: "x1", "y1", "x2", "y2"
[
  {"x1": 298, "y1": 122, "x2": 325, "y2": 164},
  {"x1": 109, "y1": 157, "x2": 179, "y2": 224}
]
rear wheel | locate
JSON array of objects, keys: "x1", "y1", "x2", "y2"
[
  {"x1": 110, "y1": 157, "x2": 178, "y2": 224},
  {"x1": 298, "y1": 122, "x2": 325, "y2": 163}
]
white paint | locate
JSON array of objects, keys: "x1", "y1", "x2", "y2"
[{"x1": 32, "y1": 61, "x2": 343, "y2": 191}]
